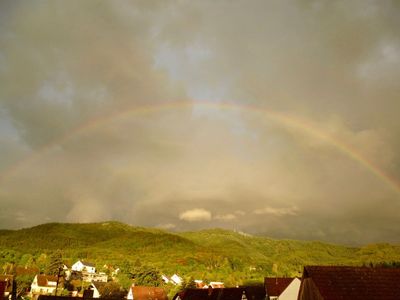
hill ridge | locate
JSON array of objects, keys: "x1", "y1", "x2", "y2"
[{"x1": 1, "y1": 221, "x2": 399, "y2": 283}]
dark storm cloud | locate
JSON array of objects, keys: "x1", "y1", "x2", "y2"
[
  {"x1": 0, "y1": 0, "x2": 399, "y2": 244},
  {"x1": 0, "y1": 1, "x2": 185, "y2": 148}
]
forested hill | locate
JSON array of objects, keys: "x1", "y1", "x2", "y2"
[{"x1": 1, "y1": 222, "x2": 399, "y2": 285}]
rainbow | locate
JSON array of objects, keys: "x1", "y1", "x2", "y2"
[{"x1": 1, "y1": 100, "x2": 399, "y2": 195}]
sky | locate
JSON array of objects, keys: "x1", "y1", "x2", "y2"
[{"x1": 0, "y1": 0, "x2": 399, "y2": 245}]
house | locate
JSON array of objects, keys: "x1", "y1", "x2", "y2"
[
  {"x1": 297, "y1": 266, "x2": 400, "y2": 300},
  {"x1": 71, "y1": 260, "x2": 96, "y2": 273},
  {"x1": 161, "y1": 275, "x2": 170, "y2": 284},
  {"x1": 242, "y1": 286, "x2": 267, "y2": 300},
  {"x1": 82, "y1": 272, "x2": 108, "y2": 283},
  {"x1": 194, "y1": 280, "x2": 207, "y2": 288},
  {"x1": 62, "y1": 265, "x2": 71, "y2": 280},
  {"x1": 90, "y1": 281, "x2": 106, "y2": 298},
  {"x1": 127, "y1": 286, "x2": 168, "y2": 300},
  {"x1": 30, "y1": 275, "x2": 60, "y2": 296},
  {"x1": 173, "y1": 287, "x2": 266, "y2": 300},
  {"x1": 170, "y1": 274, "x2": 182, "y2": 285},
  {"x1": 264, "y1": 277, "x2": 300, "y2": 300},
  {"x1": 209, "y1": 282, "x2": 224, "y2": 289},
  {"x1": 71, "y1": 260, "x2": 106, "y2": 283}
]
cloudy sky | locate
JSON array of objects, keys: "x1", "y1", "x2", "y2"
[{"x1": 0, "y1": 0, "x2": 399, "y2": 245}]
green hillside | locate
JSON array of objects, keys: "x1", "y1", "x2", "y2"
[{"x1": 1, "y1": 222, "x2": 399, "y2": 286}]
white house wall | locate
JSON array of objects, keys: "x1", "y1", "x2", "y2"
[
  {"x1": 71, "y1": 261, "x2": 84, "y2": 272},
  {"x1": 279, "y1": 278, "x2": 301, "y2": 300},
  {"x1": 71, "y1": 261, "x2": 96, "y2": 273}
]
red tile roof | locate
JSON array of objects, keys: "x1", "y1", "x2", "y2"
[
  {"x1": 37, "y1": 275, "x2": 58, "y2": 287},
  {"x1": 131, "y1": 286, "x2": 168, "y2": 300},
  {"x1": 300, "y1": 266, "x2": 400, "y2": 300},
  {"x1": 16, "y1": 266, "x2": 40, "y2": 275},
  {"x1": 264, "y1": 277, "x2": 295, "y2": 297}
]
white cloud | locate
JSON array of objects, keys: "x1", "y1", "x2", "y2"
[
  {"x1": 179, "y1": 208, "x2": 212, "y2": 222},
  {"x1": 253, "y1": 206, "x2": 299, "y2": 217}
]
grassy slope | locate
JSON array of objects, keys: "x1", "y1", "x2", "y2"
[{"x1": 1, "y1": 222, "x2": 399, "y2": 283}]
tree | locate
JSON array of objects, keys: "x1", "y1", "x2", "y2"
[
  {"x1": 15, "y1": 274, "x2": 34, "y2": 298},
  {"x1": 181, "y1": 277, "x2": 196, "y2": 289},
  {"x1": 46, "y1": 250, "x2": 64, "y2": 296},
  {"x1": 115, "y1": 273, "x2": 133, "y2": 291},
  {"x1": 120, "y1": 260, "x2": 132, "y2": 274},
  {"x1": 19, "y1": 254, "x2": 34, "y2": 268},
  {"x1": 2, "y1": 262, "x2": 15, "y2": 274},
  {"x1": 130, "y1": 265, "x2": 163, "y2": 287},
  {"x1": 36, "y1": 253, "x2": 49, "y2": 273},
  {"x1": 98, "y1": 281, "x2": 126, "y2": 299},
  {"x1": 47, "y1": 250, "x2": 63, "y2": 275},
  {"x1": 166, "y1": 283, "x2": 182, "y2": 300}
]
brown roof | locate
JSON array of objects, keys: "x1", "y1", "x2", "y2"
[
  {"x1": 37, "y1": 275, "x2": 59, "y2": 287},
  {"x1": 131, "y1": 286, "x2": 168, "y2": 300},
  {"x1": 173, "y1": 287, "x2": 265, "y2": 300},
  {"x1": 300, "y1": 266, "x2": 400, "y2": 300},
  {"x1": 264, "y1": 277, "x2": 295, "y2": 297},
  {"x1": 91, "y1": 281, "x2": 106, "y2": 291},
  {"x1": 16, "y1": 266, "x2": 40, "y2": 275},
  {"x1": 174, "y1": 288, "x2": 240, "y2": 300},
  {"x1": 242, "y1": 286, "x2": 266, "y2": 300},
  {"x1": 81, "y1": 261, "x2": 96, "y2": 268},
  {"x1": 195, "y1": 282, "x2": 206, "y2": 289}
]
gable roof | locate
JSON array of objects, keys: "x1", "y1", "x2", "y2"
[
  {"x1": 36, "y1": 275, "x2": 58, "y2": 287},
  {"x1": 173, "y1": 287, "x2": 265, "y2": 300},
  {"x1": 264, "y1": 277, "x2": 295, "y2": 297},
  {"x1": 301, "y1": 266, "x2": 400, "y2": 300},
  {"x1": 174, "y1": 288, "x2": 234, "y2": 300},
  {"x1": 91, "y1": 281, "x2": 106, "y2": 291},
  {"x1": 16, "y1": 266, "x2": 40, "y2": 275},
  {"x1": 80, "y1": 261, "x2": 96, "y2": 267},
  {"x1": 130, "y1": 286, "x2": 168, "y2": 300},
  {"x1": 242, "y1": 286, "x2": 266, "y2": 300}
]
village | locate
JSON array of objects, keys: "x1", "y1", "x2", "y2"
[{"x1": 1, "y1": 259, "x2": 399, "y2": 300}]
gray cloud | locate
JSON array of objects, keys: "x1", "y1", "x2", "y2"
[
  {"x1": 253, "y1": 206, "x2": 299, "y2": 217},
  {"x1": 0, "y1": 0, "x2": 399, "y2": 245}
]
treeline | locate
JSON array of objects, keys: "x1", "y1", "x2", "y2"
[{"x1": 1, "y1": 222, "x2": 400, "y2": 286}]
